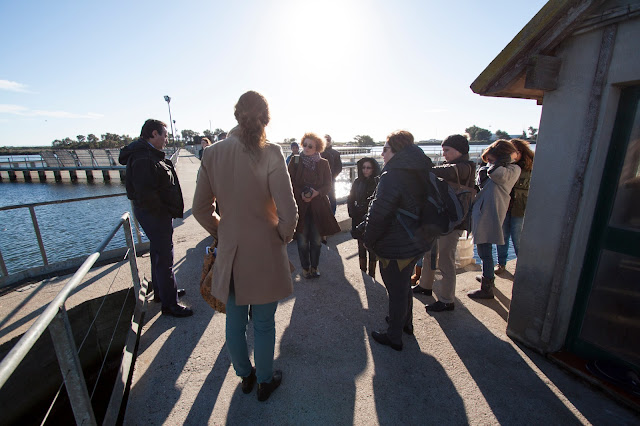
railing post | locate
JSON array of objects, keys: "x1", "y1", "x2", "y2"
[
  {"x1": 29, "y1": 206, "x2": 48, "y2": 266},
  {"x1": 49, "y1": 306, "x2": 97, "y2": 426},
  {"x1": 129, "y1": 201, "x2": 143, "y2": 245},
  {"x1": 0, "y1": 249, "x2": 8, "y2": 276},
  {"x1": 123, "y1": 214, "x2": 141, "y2": 297}
]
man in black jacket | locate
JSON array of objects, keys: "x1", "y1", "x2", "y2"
[
  {"x1": 321, "y1": 134, "x2": 342, "y2": 214},
  {"x1": 119, "y1": 119, "x2": 192, "y2": 317},
  {"x1": 362, "y1": 131, "x2": 433, "y2": 351}
]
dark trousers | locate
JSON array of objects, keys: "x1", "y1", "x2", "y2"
[
  {"x1": 328, "y1": 179, "x2": 337, "y2": 215},
  {"x1": 134, "y1": 206, "x2": 179, "y2": 308},
  {"x1": 380, "y1": 257, "x2": 419, "y2": 345}
]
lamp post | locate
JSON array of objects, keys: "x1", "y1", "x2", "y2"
[{"x1": 164, "y1": 95, "x2": 176, "y2": 151}]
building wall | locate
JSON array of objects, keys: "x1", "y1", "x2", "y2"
[{"x1": 507, "y1": 17, "x2": 640, "y2": 352}]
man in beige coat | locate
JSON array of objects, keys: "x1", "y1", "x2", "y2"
[{"x1": 192, "y1": 89, "x2": 298, "y2": 402}]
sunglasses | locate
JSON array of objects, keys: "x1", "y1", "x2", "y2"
[
  {"x1": 302, "y1": 143, "x2": 314, "y2": 149},
  {"x1": 362, "y1": 166, "x2": 373, "y2": 169},
  {"x1": 382, "y1": 146, "x2": 391, "y2": 153}
]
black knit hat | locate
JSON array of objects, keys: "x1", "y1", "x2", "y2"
[{"x1": 441, "y1": 134, "x2": 469, "y2": 155}]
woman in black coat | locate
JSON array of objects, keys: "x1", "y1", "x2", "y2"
[
  {"x1": 348, "y1": 157, "x2": 381, "y2": 277},
  {"x1": 362, "y1": 131, "x2": 433, "y2": 351}
]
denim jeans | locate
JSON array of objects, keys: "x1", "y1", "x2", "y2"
[
  {"x1": 226, "y1": 287, "x2": 278, "y2": 384},
  {"x1": 477, "y1": 243, "x2": 495, "y2": 280},
  {"x1": 296, "y1": 213, "x2": 322, "y2": 269},
  {"x1": 496, "y1": 212, "x2": 524, "y2": 266}
]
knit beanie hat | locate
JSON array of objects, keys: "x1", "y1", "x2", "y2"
[{"x1": 441, "y1": 134, "x2": 469, "y2": 155}]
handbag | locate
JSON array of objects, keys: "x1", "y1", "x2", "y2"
[{"x1": 199, "y1": 245, "x2": 226, "y2": 313}]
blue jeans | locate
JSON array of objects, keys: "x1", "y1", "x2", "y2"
[
  {"x1": 296, "y1": 213, "x2": 322, "y2": 269},
  {"x1": 226, "y1": 287, "x2": 278, "y2": 384},
  {"x1": 496, "y1": 212, "x2": 524, "y2": 266},
  {"x1": 477, "y1": 243, "x2": 495, "y2": 280}
]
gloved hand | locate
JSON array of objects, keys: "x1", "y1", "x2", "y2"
[{"x1": 477, "y1": 165, "x2": 490, "y2": 188}]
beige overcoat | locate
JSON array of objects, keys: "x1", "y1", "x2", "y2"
[{"x1": 192, "y1": 128, "x2": 298, "y2": 305}]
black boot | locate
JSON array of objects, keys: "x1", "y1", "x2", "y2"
[{"x1": 468, "y1": 277, "x2": 495, "y2": 299}]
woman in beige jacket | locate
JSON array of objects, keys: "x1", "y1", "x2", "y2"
[{"x1": 193, "y1": 91, "x2": 298, "y2": 402}]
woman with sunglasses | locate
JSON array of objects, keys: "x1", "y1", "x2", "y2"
[
  {"x1": 288, "y1": 132, "x2": 341, "y2": 278},
  {"x1": 348, "y1": 157, "x2": 381, "y2": 277}
]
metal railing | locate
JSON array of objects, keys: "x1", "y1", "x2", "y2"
[
  {"x1": 0, "y1": 194, "x2": 142, "y2": 277},
  {"x1": 0, "y1": 212, "x2": 145, "y2": 425}
]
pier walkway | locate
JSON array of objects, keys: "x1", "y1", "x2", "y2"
[
  {"x1": 2, "y1": 150, "x2": 637, "y2": 424},
  {"x1": 122, "y1": 151, "x2": 638, "y2": 424}
]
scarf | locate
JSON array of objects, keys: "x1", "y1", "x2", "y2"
[{"x1": 301, "y1": 152, "x2": 321, "y2": 171}]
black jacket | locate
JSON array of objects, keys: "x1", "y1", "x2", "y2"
[
  {"x1": 321, "y1": 146, "x2": 343, "y2": 180},
  {"x1": 119, "y1": 139, "x2": 184, "y2": 218},
  {"x1": 347, "y1": 157, "x2": 381, "y2": 231},
  {"x1": 432, "y1": 154, "x2": 476, "y2": 187},
  {"x1": 362, "y1": 144, "x2": 434, "y2": 259}
]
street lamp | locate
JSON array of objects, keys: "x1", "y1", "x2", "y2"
[{"x1": 164, "y1": 95, "x2": 176, "y2": 151}]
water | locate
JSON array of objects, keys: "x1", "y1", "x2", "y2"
[{"x1": 0, "y1": 181, "x2": 140, "y2": 275}]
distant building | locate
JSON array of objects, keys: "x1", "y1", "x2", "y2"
[{"x1": 472, "y1": 0, "x2": 640, "y2": 380}]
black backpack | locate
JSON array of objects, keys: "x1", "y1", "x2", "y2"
[{"x1": 396, "y1": 168, "x2": 473, "y2": 243}]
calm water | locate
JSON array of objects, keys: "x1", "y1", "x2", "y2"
[
  {"x1": 1, "y1": 146, "x2": 516, "y2": 275},
  {"x1": 0, "y1": 181, "x2": 141, "y2": 274}
]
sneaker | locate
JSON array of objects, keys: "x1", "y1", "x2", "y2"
[
  {"x1": 302, "y1": 268, "x2": 311, "y2": 279},
  {"x1": 425, "y1": 301, "x2": 454, "y2": 312},
  {"x1": 309, "y1": 267, "x2": 321, "y2": 278},
  {"x1": 494, "y1": 264, "x2": 506, "y2": 274}
]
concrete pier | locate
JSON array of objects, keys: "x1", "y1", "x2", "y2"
[{"x1": 1, "y1": 150, "x2": 637, "y2": 424}]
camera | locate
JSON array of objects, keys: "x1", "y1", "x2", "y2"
[{"x1": 302, "y1": 186, "x2": 313, "y2": 198}]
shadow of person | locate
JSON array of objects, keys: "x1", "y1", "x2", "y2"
[
  {"x1": 431, "y1": 301, "x2": 587, "y2": 424},
  {"x1": 182, "y1": 343, "x2": 232, "y2": 425},
  {"x1": 364, "y1": 256, "x2": 467, "y2": 423},
  {"x1": 224, "y1": 231, "x2": 368, "y2": 423},
  {"x1": 125, "y1": 237, "x2": 215, "y2": 420},
  {"x1": 369, "y1": 337, "x2": 468, "y2": 424}
]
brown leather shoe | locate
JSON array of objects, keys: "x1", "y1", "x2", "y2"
[{"x1": 494, "y1": 264, "x2": 506, "y2": 274}]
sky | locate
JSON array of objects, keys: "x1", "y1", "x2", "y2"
[{"x1": 0, "y1": 0, "x2": 547, "y2": 147}]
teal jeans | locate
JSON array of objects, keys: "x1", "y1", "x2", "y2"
[{"x1": 226, "y1": 288, "x2": 278, "y2": 384}]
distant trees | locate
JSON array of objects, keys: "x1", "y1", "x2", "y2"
[
  {"x1": 528, "y1": 126, "x2": 538, "y2": 140},
  {"x1": 495, "y1": 130, "x2": 510, "y2": 139},
  {"x1": 354, "y1": 135, "x2": 375, "y2": 146},
  {"x1": 181, "y1": 129, "x2": 199, "y2": 143},
  {"x1": 465, "y1": 125, "x2": 492, "y2": 142},
  {"x1": 283, "y1": 137, "x2": 297, "y2": 144},
  {"x1": 51, "y1": 133, "x2": 133, "y2": 149}
]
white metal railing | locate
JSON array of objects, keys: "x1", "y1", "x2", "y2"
[
  {"x1": 0, "y1": 194, "x2": 143, "y2": 277},
  {"x1": 0, "y1": 213, "x2": 147, "y2": 425}
]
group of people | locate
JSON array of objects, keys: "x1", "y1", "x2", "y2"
[{"x1": 119, "y1": 90, "x2": 533, "y2": 401}]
